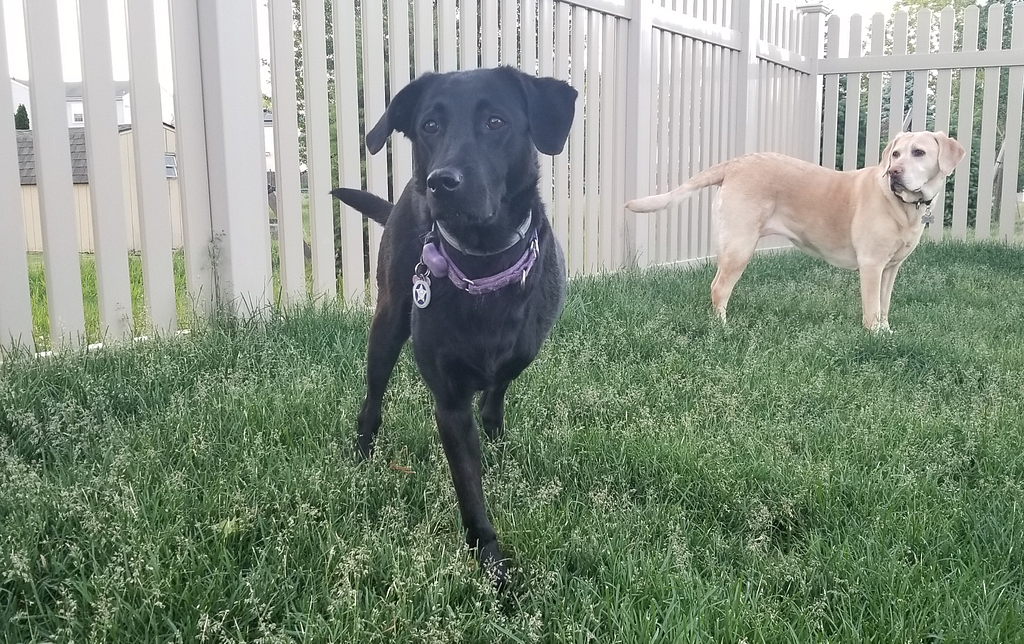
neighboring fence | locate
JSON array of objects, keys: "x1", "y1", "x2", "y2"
[{"x1": 0, "y1": 0, "x2": 1022, "y2": 354}]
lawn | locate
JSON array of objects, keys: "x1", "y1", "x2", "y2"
[
  {"x1": 2, "y1": 241, "x2": 1023, "y2": 642},
  {"x1": 25, "y1": 251, "x2": 193, "y2": 350}
]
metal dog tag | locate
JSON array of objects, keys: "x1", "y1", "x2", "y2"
[{"x1": 412, "y1": 273, "x2": 432, "y2": 309}]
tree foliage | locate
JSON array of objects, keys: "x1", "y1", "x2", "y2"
[{"x1": 14, "y1": 104, "x2": 29, "y2": 130}]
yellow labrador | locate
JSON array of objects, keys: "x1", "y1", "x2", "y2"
[{"x1": 625, "y1": 131, "x2": 965, "y2": 330}]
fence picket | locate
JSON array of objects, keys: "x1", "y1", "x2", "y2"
[
  {"x1": 361, "y1": 0, "x2": 388, "y2": 301},
  {"x1": 413, "y1": 0, "x2": 434, "y2": 76},
  {"x1": 504, "y1": 0, "x2": 520, "y2": 65},
  {"x1": 538, "y1": 0, "x2": 554, "y2": 211},
  {"x1": 599, "y1": 14, "x2": 618, "y2": 268},
  {"x1": 656, "y1": 29, "x2": 671, "y2": 264},
  {"x1": 0, "y1": 1, "x2": 33, "y2": 352},
  {"x1": 301, "y1": 0, "x2": 336, "y2": 298},
  {"x1": 864, "y1": 13, "x2": 884, "y2": 166},
  {"x1": 25, "y1": 0, "x2": 87, "y2": 347},
  {"x1": 822, "y1": 15, "x2": 840, "y2": 168},
  {"x1": 667, "y1": 33, "x2": 682, "y2": 262},
  {"x1": 842, "y1": 14, "x2": 862, "y2": 171},
  {"x1": 126, "y1": 0, "x2": 179, "y2": 331},
  {"x1": 951, "y1": 6, "x2": 979, "y2": 241},
  {"x1": 569, "y1": 6, "x2": 587, "y2": 274},
  {"x1": 522, "y1": 0, "x2": 537, "y2": 73},
  {"x1": 389, "y1": 0, "x2": 414, "y2": 201},
  {"x1": 439, "y1": 0, "x2": 458, "y2": 72},
  {"x1": 483, "y1": 0, "x2": 499, "y2": 67},
  {"x1": 889, "y1": 11, "x2": 909, "y2": 141},
  {"x1": 930, "y1": 7, "x2": 954, "y2": 240},
  {"x1": 78, "y1": 0, "x2": 133, "y2": 340},
  {"x1": 998, "y1": 4, "x2": 1023, "y2": 243},
  {"x1": 910, "y1": 9, "x2": 929, "y2": 134},
  {"x1": 461, "y1": 0, "x2": 479, "y2": 70},
  {"x1": 584, "y1": 10, "x2": 603, "y2": 274},
  {"x1": 553, "y1": 3, "x2": 571, "y2": 252},
  {"x1": 974, "y1": 9, "x2": 1003, "y2": 240},
  {"x1": 333, "y1": 0, "x2": 365, "y2": 304},
  {"x1": 613, "y1": 15, "x2": 628, "y2": 268},
  {"x1": 269, "y1": 0, "x2": 305, "y2": 304}
]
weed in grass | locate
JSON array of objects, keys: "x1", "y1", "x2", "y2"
[{"x1": 2, "y1": 241, "x2": 1024, "y2": 642}]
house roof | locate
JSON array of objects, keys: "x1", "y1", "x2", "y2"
[
  {"x1": 16, "y1": 123, "x2": 174, "y2": 186},
  {"x1": 17, "y1": 129, "x2": 90, "y2": 185}
]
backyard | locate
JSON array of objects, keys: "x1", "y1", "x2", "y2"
[{"x1": 2, "y1": 241, "x2": 1023, "y2": 642}]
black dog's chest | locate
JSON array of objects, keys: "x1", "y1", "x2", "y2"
[{"x1": 411, "y1": 286, "x2": 538, "y2": 384}]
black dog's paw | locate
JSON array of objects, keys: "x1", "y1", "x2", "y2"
[
  {"x1": 478, "y1": 539, "x2": 511, "y2": 594},
  {"x1": 354, "y1": 434, "x2": 374, "y2": 458}
]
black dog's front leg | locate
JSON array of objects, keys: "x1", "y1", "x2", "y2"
[
  {"x1": 435, "y1": 393, "x2": 508, "y2": 589},
  {"x1": 357, "y1": 300, "x2": 411, "y2": 458}
]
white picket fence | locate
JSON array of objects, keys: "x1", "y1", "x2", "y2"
[{"x1": 0, "y1": 0, "x2": 1022, "y2": 354}]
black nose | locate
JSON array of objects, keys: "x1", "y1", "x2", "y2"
[{"x1": 427, "y1": 168, "x2": 463, "y2": 194}]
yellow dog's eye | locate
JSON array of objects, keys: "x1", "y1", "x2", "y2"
[
  {"x1": 892, "y1": 151, "x2": 900, "y2": 159},
  {"x1": 912, "y1": 149, "x2": 925, "y2": 157}
]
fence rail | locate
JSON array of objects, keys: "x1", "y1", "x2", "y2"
[{"x1": 1, "y1": 0, "x2": 1022, "y2": 354}]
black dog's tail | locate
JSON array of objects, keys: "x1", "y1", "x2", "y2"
[{"x1": 330, "y1": 188, "x2": 393, "y2": 226}]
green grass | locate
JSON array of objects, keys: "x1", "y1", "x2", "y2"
[
  {"x1": 26, "y1": 251, "x2": 193, "y2": 350},
  {"x1": 3, "y1": 240, "x2": 1024, "y2": 642}
]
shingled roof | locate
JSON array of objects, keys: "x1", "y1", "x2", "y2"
[{"x1": 16, "y1": 129, "x2": 91, "y2": 186}]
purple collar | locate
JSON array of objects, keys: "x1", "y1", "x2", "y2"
[{"x1": 412, "y1": 224, "x2": 540, "y2": 307}]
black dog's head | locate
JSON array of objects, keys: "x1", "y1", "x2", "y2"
[{"x1": 366, "y1": 67, "x2": 577, "y2": 234}]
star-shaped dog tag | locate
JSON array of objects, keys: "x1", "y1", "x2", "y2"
[{"x1": 412, "y1": 274, "x2": 432, "y2": 309}]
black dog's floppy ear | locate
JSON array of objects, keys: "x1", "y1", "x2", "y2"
[
  {"x1": 518, "y1": 72, "x2": 578, "y2": 156},
  {"x1": 366, "y1": 73, "x2": 435, "y2": 155}
]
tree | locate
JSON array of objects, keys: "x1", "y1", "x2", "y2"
[{"x1": 14, "y1": 104, "x2": 29, "y2": 130}]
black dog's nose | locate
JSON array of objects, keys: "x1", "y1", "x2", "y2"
[{"x1": 427, "y1": 168, "x2": 464, "y2": 194}]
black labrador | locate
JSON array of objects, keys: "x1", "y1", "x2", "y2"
[{"x1": 332, "y1": 66, "x2": 576, "y2": 586}]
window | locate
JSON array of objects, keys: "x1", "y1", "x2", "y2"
[
  {"x1": 164, "y1": 153, "x2": 178, "y2": 178},
  {"x1": 73, "y1": 113, "x2": 84, "y2": 123}
]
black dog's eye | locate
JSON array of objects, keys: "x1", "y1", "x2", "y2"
[
  {"x1": 486, "y1": 116, "x2": 505, "y2": 131},
  {"x1": 912, "y1": 148, "x2": 925, "y2": 157},
  {"x1": 422, "y1": 120, "x2": 439, "y2": 134}
]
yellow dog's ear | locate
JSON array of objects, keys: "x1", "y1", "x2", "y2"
[{"x1": 933, "y1": 132, "x2": 966, "y2": 174}]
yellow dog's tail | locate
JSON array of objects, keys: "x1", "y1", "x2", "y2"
[{"x1": 624, "y1": 162, "x2": 729, "y2": 213}]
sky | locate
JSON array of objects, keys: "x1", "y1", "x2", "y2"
[{"x1": 2, "y1": 0, "x2": 903, "y2": 87}]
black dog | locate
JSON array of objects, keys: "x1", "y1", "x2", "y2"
[{"x1": 332, "y1": 67, "x2": 576, "y2": 586}]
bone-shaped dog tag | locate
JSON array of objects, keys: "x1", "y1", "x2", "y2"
[{"x1": 412, "y1": 274, "x2": 432, "y2": 309}]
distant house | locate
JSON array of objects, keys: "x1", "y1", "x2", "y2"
[
  {"x1": 10, "y1": 78, "x2": 174, "y2": 128},
  {"x1": 17, "y1": 123, "x2": 183, "y2": 253}
]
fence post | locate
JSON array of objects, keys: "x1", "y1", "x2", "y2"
[
  {"x1": 733, "y1": 0, "x2": 761, "y2": 154},
  {"x1": 192, "y1": 0, "x2": 272, "y2": 314},
  {"x1": 623, "y1": 0, "x2": 653, "y2": 267},
  {"x1": 798, "y1": 3, "x2": 827, "y2": 164}
]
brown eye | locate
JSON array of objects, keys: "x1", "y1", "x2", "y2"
[
  {"x1": 486, "y1": 116, "x2": 505, "y2": 130},
  {"x1": 423, "y1": 120, "x2": 439, "y2": 134},
  {"x1": 892, "y1": 151, "x2": 900, "y2": 159},
  {"x1": 912, "y1": 148, "x2": 925, "y2": 157}
]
